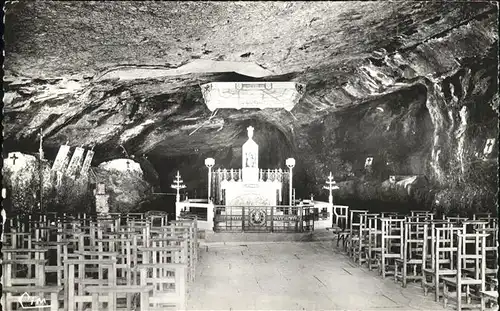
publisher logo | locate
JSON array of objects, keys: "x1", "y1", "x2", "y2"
[{"x1": 18, "y1": 292, "x2": 51, "y2": 309}]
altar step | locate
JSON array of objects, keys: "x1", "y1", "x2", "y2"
[{"x1": 200, "y1": 230, "x2": 334, "y2": 244}]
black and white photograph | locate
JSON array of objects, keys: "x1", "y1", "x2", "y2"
[{"x1": 1, "y1": 1, "x2": 499, "y2": 310}]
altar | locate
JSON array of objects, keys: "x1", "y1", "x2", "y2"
[
  {"x1": 176, "y1": 125, "x2": 336, "y2": 233},
  {"x1": 220, "y1": 126, "x2": 281, "y2": 207}
]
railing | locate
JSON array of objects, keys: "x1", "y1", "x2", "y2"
[
  {"x1": 176, "y1": 201, "x2": 213, "y2": 231},
  {"x1": 175, "y1": 200, "x2": 345, "y2": 233},
  {"x1": 213, "y1": 205, "x2": 314, "y2": 233},
  {"x1": 212, "y1": 168, "x2": 289, "y2": 183}
]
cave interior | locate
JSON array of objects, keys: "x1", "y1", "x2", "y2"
[{"x1": 1, "y1": 1, "x2": 499, "y2": 218}]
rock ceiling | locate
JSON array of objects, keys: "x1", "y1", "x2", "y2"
[{"x1": 2, "y1": 1, "x2": 499, "y2": 210}]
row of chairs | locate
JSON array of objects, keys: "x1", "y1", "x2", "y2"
[
  {"x1": 330, "y1": 209, "x2": 498, "y2": 311},
  {"x1": 1, "y1": 212, "x2": 199, "y2": 311}
]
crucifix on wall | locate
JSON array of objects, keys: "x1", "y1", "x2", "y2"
[
  {"x1": 483, "y1": 138, "x2": 495, "y2": 155},
  {"x1": 365, "y1": 157, "x2": 373, "y2": 169},
  {"x1": 9, "y1": 154, "x2": 19, "y2": 166}
]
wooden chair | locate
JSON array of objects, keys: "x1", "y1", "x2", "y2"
[
  {"x1": 1, "y1": 257, "x2": 62, "y2": 311},
  {"x1": 480, "y1": 276, "x2": 498, "y2": 311},
  {"x1": 395, "y1": 219, "x2": 427, "y2": 287},
  {"x1": 446, "y1": 216, "x2": 469, "y2": 225},
  {"x1": 33, "y1": 240, "x2": 69, "y2": 287},
  {"x1": 346, "y1": 210, "x2": 368, "y2": 258},
  {"x1": 85, "y1": 285, "x2": 154, "y2": 311},
  {"x1": 4, "y1": 212, "x2": 198, "y2": 311},
  {"x1": 64, "y1": 259, "x2": 117, "y2": 311},
  {"x1": 1, "y1": 284, "x2": 63, "y2": 311},
  {"x1": 410, "y1": 210, "x2": 434, "y2": 220},
  {"x1": 171, "y1": 219, "x2": 199, "y2": 262},
  {"x1": 422, "y1": 224, "x2": 464, "y2": 301},
  {"x1": 442, "y1": 232, "x2": 489, "y2": 311},
  {"x1": 327, "y1": 205, "x2": 349, "y2": 247},
  {"x1": 136, "y1": 263, "x2": 188, "y2": 310},
  {"x1": 354, "y1": 213, "x2": 368, "y2": 266},
  {"x1": 462, "y1": 221, "x2": 497, "y2": 278},
  {"x1": 365, "y1": 214, "x2": 383, "y2": 271},
  {"x1": 356, "y1": 213, "x2": 378, "y2": 266},
  {"x1": 377, "y1": 217, "x2": 404, "y2": 278}
]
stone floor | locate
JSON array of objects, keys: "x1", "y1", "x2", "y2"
[{"x1": 187, "y1": 241, "x2": 452, "y2": 311}]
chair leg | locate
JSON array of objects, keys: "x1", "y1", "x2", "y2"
[
  {"x1": 434, "y1": 275, "x2": 439, "y2": 302},
  {"x1": 457, "y1": 284, "x2": 462, "y2": 311},
  {"x1": 402, "y1": 263, "x2": 407, "y2": 288},
  {"x1": 443, "y1": 281, "x2": 448, "y2": 308}
]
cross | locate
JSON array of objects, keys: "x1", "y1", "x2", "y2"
[
  {"x1": 10, "y1": 154, "x2": 19, "y2": 165},
  {"x1": 171, "y1": 171, "x2": 186, "y2": 203},
  {"x1": 484, "y1": 139, "x2": 495, "y2": 155},
  {"x1": 323, "y1": 172, "x2": 339, "y2": 204},
  {"x1": 38, "y1": 128, "x2": 44, "y2": 160},
  {"x1": 247, "y1": 126, "x2": 254, "y2": 139}
]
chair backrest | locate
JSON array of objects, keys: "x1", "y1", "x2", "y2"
[
  {"x1": 456, "y1": 232, "x2": 489, "y2": 291},
  {"x1": 434, "y1": 225, "x2": 465, "y2": 271},
  {"x1": 381, "y1": 218, "x2": 404, "y2": 256},
  {"x1": 333, "y1": 205, "x2": 349, "y2": 230},
  {"x1": 403, "y1": 220, "x2": 427, "y2": 260},
  {"x1": 349, "y1": 210, "x2": 368, "y2": 234}
]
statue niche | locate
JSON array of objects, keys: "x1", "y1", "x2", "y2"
[
  {"x1": 245, "y1": 152, "x2": 256, "y2": 168},
  {"x1": 242, "y1": 126, "x2": 259, "y2": 182}
]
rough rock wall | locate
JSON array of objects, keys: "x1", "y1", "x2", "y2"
[
  {"x1": 95, "y1": 159, "x2": 153, "y2": 213},
  {"x1": 2, "y1": 152, "x2": 93, "y2": 214},
  {"x1": 1, "y1": 154, "x2": 153, "y2": 214},
  {"x1": 2, "y1": 2, "x2": 498, "y2": 215}
]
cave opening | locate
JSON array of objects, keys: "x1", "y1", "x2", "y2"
[{"x1": 146, "y1": 116, "x2": 295, "y2": 196}]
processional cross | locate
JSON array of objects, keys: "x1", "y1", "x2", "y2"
[
  {"x1": 171, "y1": 171, "x2": 186, "y2": 203},
  {"x1": 323, "y1": 172, "x2": 339, "y2": 204}
]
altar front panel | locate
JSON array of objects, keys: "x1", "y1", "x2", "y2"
[{"x1": 222, "y1": 181, "x2": 281, "y2": 206}]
